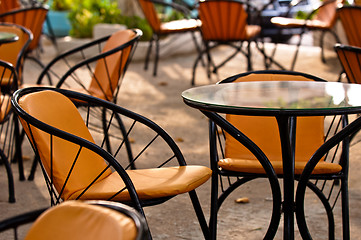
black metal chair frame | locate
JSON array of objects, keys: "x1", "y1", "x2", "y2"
[
  {"x1": 0, "y1": 200, "x2": 149, "y2": 240},
  {"x1": 11, "y1": 86, "x2": 210, "y2": 239},
  {"x1": 0, "y1": 6, "x2": 49, "y2": 70},
  {"x1": 0, "y1": 60, "x2": 22, "y2": 203},
  {"x1": 191, "y1": 0, "x2": 285, "y2": 86},
  {"x1": 138, "y1": 0, "x2": 202, "y2": 76},
  {"x1": 21, "y1": 29, "x2": 142, "y2": 181},
  {"x1": 206, "y1": 70, "x2": 354, "y2": 239},
  {"x1": 270, "y1": 0, "x2": 341, "y2": 70}
]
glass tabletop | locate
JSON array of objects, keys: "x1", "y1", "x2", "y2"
[
  {"x1": 0, "y1": 32, "x2": 18, "y2": 44},
  {"x1": 182, "y1": 81, "x2": 361, "y2": 115}
]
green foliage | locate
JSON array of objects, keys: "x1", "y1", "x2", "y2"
[
  {"x1": 68, "y1": 0, "x2": 122, "y2": 38},
  {"x1": 68, "y1": 0, "x2": 152, "y2": 40},
  {"x1": 50, "y1": 0, "x2": 72, "y2": 11}
]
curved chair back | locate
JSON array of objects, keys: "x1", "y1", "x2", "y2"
[
  {"x1": 87, "y1": 29, "x2": 138, "y2": 101},
  {"x1": 0, "y1": 23, "x2": 32, "y2": 86},
  {"x1": 37, "y1": 29, "x2": 142, "y2": 103},
  {"x1": 198, "y1": 0, "x2": 250, "y2": 41},
  {"x1": 0, "y1": 200, "x2": 148, "y2": 240},
  {"x1": 218, "y1": 70, "x2": 341, "y2": 175},
  {"x1": 0, "y1": 60, "x2": 18, "y2": 203},
  {"x1": 334, "y1": 44, "x2": 361, "y2": 84},
  {"x1": 0, "y1": 6, "x2": 48, "y2": 52},
  {"x1": 137, "y1": 0, "x2": 161, "y2": 33},
  {"x1": 0, "y1": 0, "x2": 20, "y2": 14},
  {"x1": 337, "y1": 5, "x2": 361, "y2": 47},
  {"x1": 12, "y1": 87, "x2": 211, "y2": 239}
]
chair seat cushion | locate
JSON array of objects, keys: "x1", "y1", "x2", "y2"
[
  {"x1": 68, "y1": 166, "x2": 212, "y2": 201},
  {"x1": 219, "y1": 158, "x2": 342, "y2": 175},
  {"x1": 25, "y1": 201, "x2": 137, "y2": 240},
  {"x1": 160, "y1": 19, "x2": 201, "y2": 34},
  {"x1": 271, "y1": 17, "x2": 331, "y2": 30}
]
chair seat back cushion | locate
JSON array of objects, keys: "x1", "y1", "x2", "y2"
[
  {"x1": 25, "y1": 201, "x2": 137, "y2": 240},
  {"x1": 88, "y1": 29, "x2": 135, "y2": 101},
  {"x1": 223, "y1": 73, "x2": 341, "y2": 175},
  {"x1": 19, "y1": 91, "x2": 113, "y2": 199}
]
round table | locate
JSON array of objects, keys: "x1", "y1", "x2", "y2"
[{"x1": 182, "y1": 81, "x2": 361, "y2": 239}]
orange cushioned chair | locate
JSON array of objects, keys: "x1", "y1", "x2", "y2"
[
  {"x1": 191, "y1": 0, "x2": 262, "y2": 86},
  {"x1": 137, "y1": 0, "x2": 201, "y2": 76},
  {"x1": 0, "y1": 200, "x2": 148, "y2": 240},
  {"x1": 0, "y1": 60, "x2": 21, "y2": 203},
  {"x1": 21, "y1": 29, "x2": 142, "y2": 181},
  {"x1": 271, "y1": 0, "x2": 343, "y2": 70},
  {"x1": 0, "y1": 6, "x2": 49, "y2": 70},
  {"x1": 0, "y1": 23, "x2": 32, "y2": 86},
  {"x1": 0, "y1": 0, "x2": 20, "y2": 14},
  {"x1": 11, "y1": 87, "x2": 212, "y2": 239},
  {"x1": 208, "y1": 70, "x2": 350, "y2": 239},
  {"x1": 334, "y1": 44, "x2": 361, "y2": 84},
  {"x1": 337, "y1": 5, "x2": 361, "y2": 48}
]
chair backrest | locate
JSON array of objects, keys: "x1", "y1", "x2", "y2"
[
  {"x1": 137, "y1": 0, "x2": 161, "y2": 33},
  {"x1": 337, "y1": 5, "x2": 361, "y2": 47},
  {"x1": 334, "y1": 44, "x2": 361, "y2": 84},
  {"x1": 17, "y1": 90, "x2": 113, "y2": 200},
  {"x1": 25, "y1": 201, "x2": 141, "y2": 240},
  {"x1": 313, "y1": 0, "x2": 341, "y2": 27},
  {"x1": 87, "y1": 29, "x2": 139, "y2": 101},
  {"x1": 0, "y1": 200, "x2": 147, "y2": 240},
  {"x1": 0, "y1": 6, "x2": 48, "y2": 51},
  {"x1": 0, "y1": 23, "x2": 32, "y2": 83},
  {"x1": 0, "y1": 60, "x2": 17, "y2": 121},
  {"x1": 220, "y1": 71, "x2": 325, "y2": 163},
  {"x1": 198, "y1": 0, "x2": 250, "y2": 41},
  {"x1": 0, "y1": 0, "x2": 20, "y2": 14}
]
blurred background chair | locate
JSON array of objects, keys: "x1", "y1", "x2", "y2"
[
  {"x1": 334, "y1": 44, "x2": 361, "y2": 84},
  {"x1": 0, "y1": 60, "x2": 20, "y2": 203},
  {"x1": 0, "y1": 6, "x2": 49, "y2": 71},
  {"x1": 208, "y1": 70, "x2": 351, "y2": 239},
  {"x1": 191, "y1": 0, "x2": 261, "y2": 86},
  {"x1": 0, "y1": 200, "x2": 148, "y2": 240},
  {"x1": 271, "y1": 0, "x2": 343, "y2": 70},
  {"x1": 337, "y1": 5, "x2": 361, "y2": 48},
  {"x1": 0, "y1": 23, "x2": 32, "y2": 182},
  {"x1": 12, "y1": 87, "x2": 212, "y2": 239},
  {"x1": 137, "y1": 0, "x2": 201, "y2": 76},
  {"x1": 0, "y1": 23, "x2": 32, "y2": 85},
  {"x1": 0, "y1": 0, "x2": 20, "y2": 14},
  {"x1": 21, "y1": 29, "x2": 142, "y2": 181}
]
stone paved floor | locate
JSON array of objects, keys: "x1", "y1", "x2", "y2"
[{"x1": 1, "y1": 34, "x2": 360, "y2": 239}]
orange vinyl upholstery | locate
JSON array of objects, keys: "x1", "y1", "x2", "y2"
[
  {"x1": 334, "y1": 44, "x2": 361, "y2": 84},
  {"x1": 0, "y1": 23, "x2": 32, "y2": 83},
  {"x1": 18, "y1": 90, "x2": 212, "y2": 201},
  {"x1": 0, "y1": 0, "x2": 20, "y2": 14},
  {"x1": 337, "y1": 5, "x2": 361, "y2": 47},
  {"x1": 87, "y1": 29, "x2": 135, "y2": 101},
  {"x1": 219, "y1": 72, "x2": 342, "y2": 175},
  {"x1": 198, "y1": 1, "x2": 260, "y2": 41},
  {"x1": 0, "y1": 6, "x2": 48, "y2": 53},
  {"x1": 25, "y1": 201, "x2": 138, "y2": 240}
]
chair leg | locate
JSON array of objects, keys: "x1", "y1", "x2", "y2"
[
  {"x1": 290, "y1": 31, "x2": 305, "y2": 70},
  {"x1": 341, "y1": 178, "x2": 350, "y2": 240},
  {"x1": 246, "y1": 41, "x2": 252, "y2": 71},
  {"x1": 0, "y1": 149, "x2": 15, "y2": 203},
  {"x1": 144, "y1": 37, "x2": 154, "y2": 71},
  {"x1": 320, "y1": 30, "x2": 327, "y2": 63},
  {"x1": 13, "y1": 115, "x2": 25, "y2": 181},
  {"x1": 209, "y1": 171, "x2": 219, "y2": 240},
  {"x1": 188, "y1": 190, "x2": 211, "y2": 240},
  {"x1": 153, "y1": 36, "x2": 160, "y2": 76},
  {"x1": 27, "y1": 155, "x2": 38, "y2": 181}
]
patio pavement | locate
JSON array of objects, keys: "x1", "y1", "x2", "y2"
[{"x1": 1, "y1": 33, "x2": 361, "y2": 239}]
